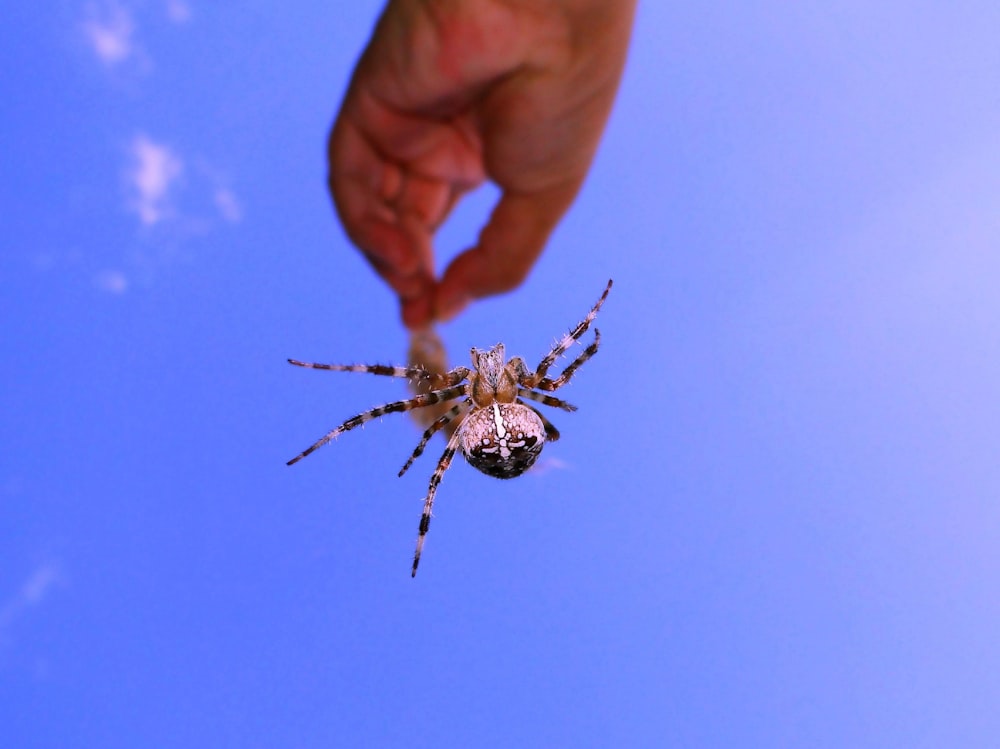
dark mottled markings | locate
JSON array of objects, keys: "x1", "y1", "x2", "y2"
[{"x1": 467, "y1": 434, "x2": 542, "y2": 479}]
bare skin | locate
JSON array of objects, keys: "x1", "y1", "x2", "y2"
[{"x1": 329, "y1": 0, "x2": 636, "y2": 328}]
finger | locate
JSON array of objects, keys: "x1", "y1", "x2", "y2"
[
  {"x1": 329, "y1": 115, "x2": 430, "y2": 279},
  {"x1": 433, "y1": 183, "x2": 580, "y2": 321},
  {"x1": 358, "y1": 216, "x2": 433, "y2": 287},
  {"x1": 330, "y1": 113, "x2": 453, "y2": 315},
  {"x1": 366, "y1": 106, "x2": 486, "y2": 189},
  {"x1": 396, "y1": 171, "x2": 463, "y2": 234},
  {"x1": 330, "y1": 101, "x2": 475, "y2": 324},
  {"x1": 345, "y1": 84, "x2": 486, "y2": 189},
  {"x1": 401, "y1": 293, "x2": 435, "y2": 331}
]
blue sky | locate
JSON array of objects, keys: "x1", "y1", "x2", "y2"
[{"x1": 4, "y1": 1, "x2": 1000, "y2": 746}]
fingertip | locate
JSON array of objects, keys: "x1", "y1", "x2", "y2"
[
  {"x1": 434, "y1": 188, "x2": 574, "y2": 312},
  {"x1": 435, "y1": 240, "x2": 534, "y2": 312},
  {"x1": 432, "y1": 285, "x2": 470, "y2": 323},
  {"x1": 401, "y1": 295, "x2": 434, "y2": 331}
]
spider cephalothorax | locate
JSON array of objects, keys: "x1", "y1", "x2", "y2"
[
  {"x1": 288, "y1": 279, "x2": 612, "y2": 576},
  {"x1": 459, "y1": 343, "x2": 546, "y2": 478}
]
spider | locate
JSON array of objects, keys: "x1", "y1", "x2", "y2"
[{"x1": 288, "y1": 279, "x2": 612, "y2": 576}]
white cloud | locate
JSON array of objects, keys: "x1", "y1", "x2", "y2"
[
  {"x1": 213, "y1": 187, "x2": 243, "y2": 223},
  {"x1": 0, "y1": 562, "x2": 62, "y2": 637},
  {"x1": 95, "y1": 269, "x2": 129, "y2": 294},
  {"x1": 120, "y1": 137, "x2": 245, "y2": 233},
  {"x1": 125, "y1": 133, "x2": 184, "y2": 226},
  {"x1": 81, "y1": 1, "x2": 136, "y2": 66},
  {"x1": 165, "y1": 0, "x2": 192, "y2": 24}
]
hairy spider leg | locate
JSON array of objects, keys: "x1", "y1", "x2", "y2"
[
  {"x1": 286, "y1": 384, "x2": 468, "y2": 466},
  {"x1": 527, "y1": 279, "x2": 612, "y2": 386},
  {"x1": 288, "y1": 359, "x2": 469, "y2": 390},
  {"x1": 412, "y1": 426, "x2": 464, "y2": 577},
  {"x1": 516, "y1": 387, "x2": 578, "y2": 412},
  {"x1": 536, "y1": 328, "x2": 601, "y2": 392},
  {"x1": 398, "y1": 400, "x2": 472, "y2": 477}
]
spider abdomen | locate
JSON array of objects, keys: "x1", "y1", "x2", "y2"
[{"x1": 460, "y1": 403, "x2": 545, "y2": 479}]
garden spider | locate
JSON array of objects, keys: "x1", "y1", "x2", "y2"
[{"x1": 288, "y1": 279, "x2": 612, "y2": 576}]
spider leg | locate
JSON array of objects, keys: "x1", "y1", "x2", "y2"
[
  {"x1": 286, "y1": 383, "x2": 467, "y2": 466},
  {"x1": 399, "y1": 399, "x2": 471, "y2": 477},
  {"x1": 412, "y1": 426, "x2": 464, "y2": 577},
  {"x1": 526, "y1": 279, "x2": 612, "y2": 386},
  {"x1": 288, "y1": 359, "x2": 469, "y2": 390},
  {"x1": 535, "y1": 328, "x2": 601, "y2": 392},
  {"x1": 524, "y1": 403, "x2": 561, "y2": 442},
  {"x1": 516, "y1": 387, "x2": 578, "y2": 412}
]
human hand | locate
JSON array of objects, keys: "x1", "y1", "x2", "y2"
[{"x1": 328, "y1": 0, "x2": 635, "y2": 329}]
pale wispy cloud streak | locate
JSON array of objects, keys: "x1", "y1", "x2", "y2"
[
  {"x1": 165, "y1": 0, "x2": 192, "y2": 24},
  {"x1": 81, "y1": 1, "x2": 136, "y2": 66},
  {"x1": 125, "y1": 134, "x2": 183, "y2": 226},
  {"x1": 214, "y1": 187, "x2": 243, "y2": 224},
  {"x1": 530, "y1": 457, "x2": 571, "y2": 475},
  {"x1": 94, "y1": 269, "x2": 130, "y2": 294},
  {"x1": 0, "y1": 562, "x2": 62, "y2": 637}
]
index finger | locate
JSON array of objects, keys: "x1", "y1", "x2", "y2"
[
  {"x1": 433, "y1": 182, "x2": 580, "y2": 321},
  {"x1": 328, "y1": 113, "x2": 434, "y2": 289}
]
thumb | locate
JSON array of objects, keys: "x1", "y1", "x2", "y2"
[{"x1": 433, "y1": 183, "x2": 579, "y2": 320}]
